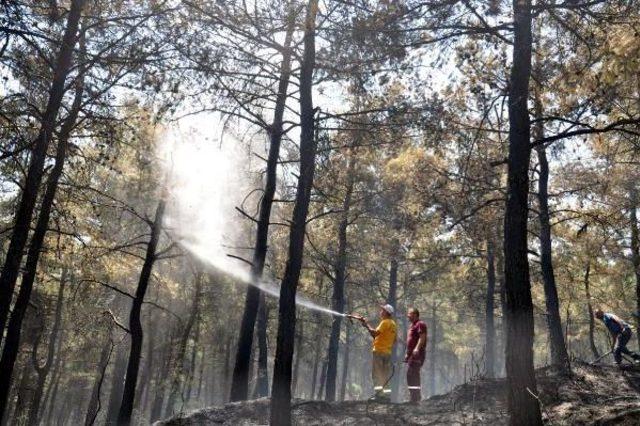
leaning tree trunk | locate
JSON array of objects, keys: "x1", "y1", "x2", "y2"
[
  {"x1": 230, "y1": 8, "x2": 296, "y2": 402},
  {"x1": 534, "y1": 92, "x2": 570, "y2": 373},
  {"x1": 583, "y1": 262, "x2": 599, "y2": 359},
  {"x1": 269, "y1": 1, "x2": 318, "y2": 423},
  {"x1": 485, "y1": 239, "x2": 496, "y2": 378},
  {"x1": 117, "y1": 200, "x2": 165, "y2": 426},
  {"x1": 325, "y1": 156, "x2": 355, "y2": 401},
  {"x1": 504, "y1": 0, "x2": 542, "y2": 424},
  {"x1": 630, "y1": 188, "x2": 640, "y2": 352},
  {"x1": 0, "y1": 0, "x2": 85, "y2": 339},
  {"x1": 0, "y1": 59, "x2": 85, "y2": 418},
  {"x1": 27, "y1": 271, "x2": 66, "y2": 426}
]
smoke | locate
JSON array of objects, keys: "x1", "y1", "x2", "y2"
[{"x1": 158, "y1": 115, "x2": 344, "y2": 318}]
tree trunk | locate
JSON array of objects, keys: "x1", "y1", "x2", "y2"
[
  {"x1": 230, "y1": 8, "x2": 296, "y2": 402},
  {"x1": 325, "y1": 157, "x2": 354, "y2": 401},
  {"x1": 165, "y1": 270, "x2": 202, "y2": 417},
  {"x1": 269, "y1": 1, "x2": 318, "y2": 423},
  {"x1": 27, "y1": 271, "x2": 66, "y2": 426},
  {"x1": 85, "y1": 334, "x2": 113, "y2": 426},
  {"x1": 504, "y1": 0, "x2": 542, "y2": 424},
  {"x1": 485, "y1": 239, "x2": 496, "y2": 378},
  {"x1": 0, "y1": 6, "x2": 86, "y2": 421},
  {"x1": 117, "y1": 200, "x2": 165, "y2": 426},
  {"x1": 630, "y1": 188, "x2": 640, "y2": 352},
  {"x1": 0, "y1": 59, "x2": 85, "y2": 420},
  {"x1": 0, "y1": 0, "x2": 85, "y2": 339},
  {"x1": 534, "y1": 93, "x2": 570, "y2": 373}
]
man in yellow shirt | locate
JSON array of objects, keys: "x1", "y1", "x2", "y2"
[{"x1": 356, "y1": 304, "x2": 397, "y2": 401}]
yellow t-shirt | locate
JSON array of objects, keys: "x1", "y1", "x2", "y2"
[{"x1": 373, "y1": 318, "x2": 397, "y2": 355}]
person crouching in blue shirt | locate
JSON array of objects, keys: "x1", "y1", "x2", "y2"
[{"x1": 595, "y1": 309, "x2": 640, "y2": 366}]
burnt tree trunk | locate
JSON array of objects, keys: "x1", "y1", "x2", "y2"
[
  {"x1": 0, "y1": 0, "x2": 85, "y2": 338},
  {"x1": 504, "y1": 0, "x2": 542, "y2": 424},
  {"x1": 534, "y1": 93, "x2": 570, "y2": 373},
  {"x1": 269, "y1": 1, "x2": 318, "y2": 423},
  {"x1": 230, "y1": 9, "x2": 295, "y2": 402},
  {"x1": 325, "y1": 155, "x2": 355, "y2": 401},
  {"x1": 27, "y1": 271, "x2": 66, "y2": 426},
  {"x1": 0, "y1": 55, "x2": 85, "y2": 418},
  {"x1": 117, "y1": 200, "x2": 165, "y2": 426},
  {"x1": 485, "y1": 239, "x2": 496, "y2": 378}
]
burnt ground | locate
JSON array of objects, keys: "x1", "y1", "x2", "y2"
[{"x1": 155, "y1": 362, "x2": 640, "y2": 425}]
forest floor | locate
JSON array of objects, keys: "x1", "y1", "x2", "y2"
[{"x1": 156, "y1": 361, "x2": 640, "y2": 425}]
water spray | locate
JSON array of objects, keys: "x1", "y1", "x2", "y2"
[{"x1": 159, "y1": 119, "x2": 347, "y2": 319}]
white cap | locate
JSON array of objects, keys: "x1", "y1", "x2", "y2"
[{"x1": 380, "y1": 304, "x2": 395, "y2": 316}]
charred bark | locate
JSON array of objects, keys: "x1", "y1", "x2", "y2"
[
  {"x1": 230, "y1": 8, "x2": 296, "y2": 402},
  {"x1": 0, "y1": 50, "x2": 85, "y2": 417},
  {"x1": 269, "y1": 1, "x2": 318, "y2": 423},
  {"x1": 117, "y1": 200, "x2": 165, "y2": 426},
  {"x1": 534, "y1": 94, "x2": 570, "y2": 373},
  {"x1": 325, "y1": 156, "x2": 354, "y2": 401},
  {"x1": 503, "y1": 0, "x2": 542, "y2": 423},
  {"x1": 0, "y1": 0, "x2": 85, "y2": 338}
]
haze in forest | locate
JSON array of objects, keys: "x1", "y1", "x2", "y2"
[{"x1": 1, "y1": 1, "x2": 640, "y2": 426}]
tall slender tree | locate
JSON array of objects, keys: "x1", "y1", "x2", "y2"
[{"x1": 270, "y1": 0, "x2": 318, "y2": 423}]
